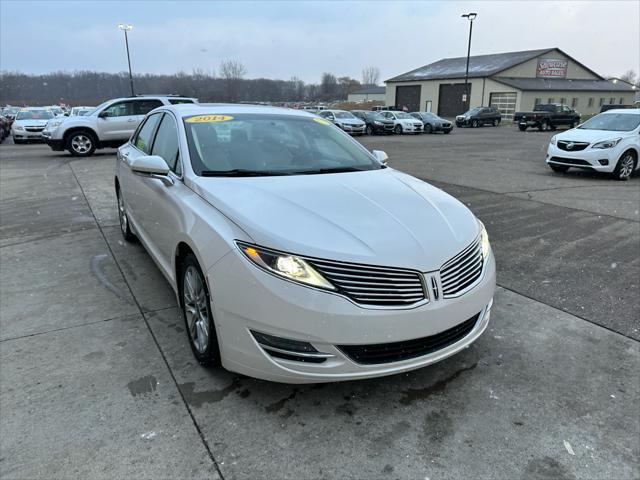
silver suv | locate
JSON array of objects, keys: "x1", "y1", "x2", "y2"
[{"x1": 42, "y1": 95, "x2": 197, "y2": 156}]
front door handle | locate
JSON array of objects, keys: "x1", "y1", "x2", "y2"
[{"x1": 127, "y1": 118, "x2": 137, "y2": 123}]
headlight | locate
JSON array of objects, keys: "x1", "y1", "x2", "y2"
[
  {"x1": 479, "y1": 223, "x2": 490, "y2": 260},
  {"x1": 13, "y1": 125, "x2": 24, "y2": 131},
  {"x1": 48, "y1": 119, "x2": 63, "y2": 129},
  {"x1": 592, "y1": 138, "x2": 622, "y2": 149},
  {"x1": 373, "y1": 121, "x2": 382, "y2": 126},
  {"x1": 236, "y1": 242, "x2": 335, "y2": 290},
  {"x1": 550, "y1": 136, "x2": 557, "y2": 145}
]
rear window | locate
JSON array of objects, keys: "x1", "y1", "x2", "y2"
[{"x1": 169, "y1": 99, "x2": 195, "y2": 105}]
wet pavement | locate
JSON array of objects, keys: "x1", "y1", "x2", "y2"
[{"x1": 1, "y1": 127, "x2": 638, "y2": 479}]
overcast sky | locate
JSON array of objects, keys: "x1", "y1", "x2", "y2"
[{"x1": 1, "y1": 0, "x2": 638, "y2": 83}]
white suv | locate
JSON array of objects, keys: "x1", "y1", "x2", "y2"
[
  {"x1": 546, "y1": 109, "x2": 640, "y2": 180},
  {"x1": 42, "y1": 95, "x2": 197, "y2": 156}
]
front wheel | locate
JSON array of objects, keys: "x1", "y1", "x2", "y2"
[
  {"x1": 366, "y1": 125, "x2": 374, "y2": 135},
  {"x1": 538, "y1": 121, "x2": 549, "y2": 132},
  {"x1": 471, "y1": 120, "x2": 479, "y2": 128},
  {"x1": 394, "y1": 124, "x2": 403, "y2": 135},
  {"x1": 66, "y1": 131, "x2": 96, "y2": 156},
  {"x1": 549, "y1": 164, "x2": 569, "y2": 173},
  {"x1": 424, "y1": 124, "x2": 432, "y2": 134},
  {"x1": 493, "y1": 119, "x2": 499, "y2": 127},
  {"x1": 518, "y1": 125, "x2": 527, "y2": 131},
  {"x1": 181, "y1": 254, "x2": 221, "y2": 367},
  {"x1": 117, "y1": 189, "x2": 136, "y2": 242},
  {"x1": 612, "y1": 151, "x2": 637, "y2": 181}
]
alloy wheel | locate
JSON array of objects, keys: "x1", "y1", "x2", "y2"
[
  {"x1": 71, "y1": 134, "x2": 92, "y2": 154},
  {"x1": 118, "y1": 194, "x2": 128, "y2": 236},
  {"x1": 183, "y1": 265, "x2": 210, "y2": 354},
  {"x1": 619, "y1": 154, "x2": 635, "y2": 179}
]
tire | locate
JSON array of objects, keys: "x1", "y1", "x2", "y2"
[
  {"x1": 444, "y1": 129, "x2": 451, "y2": 134},
  {"x1": 13, "y1": 137, "x2": 25, "y2": 144},
  {"x1": 116, "y1": 188, "x2": 136, "y2": 242},
  {"x1": 424, "y1": 124, "x2": 432, "y2": 134},
  {"x1": 394, "y1": 124, "x2": 403, "y2": 135},
  {"x1": 66, "y1": 130, "x2": 96, "y2": 156},
  {"x1": 366, "y1": 125, "x2": 374, "y2": 136},
  {"x1": 549, "y1": 164, "x2": 569, "y2": 173},
  {"x1": 611, "y1": 151, "x2": 637, "y2": 181},
  {"x1": 570, "y1": 121, "x2": 577, "y2": 129},
  {"x1": 518, "y1": 125, "x2": 527, "y2": 131},
  {"x1": 471, "y1": 120, "x2": 479, "y2": 128},
  {"x1": 538, "y1": 121, "x2": 549, "y2": 132},
  {"x1": 493, "y1": 119, "x2": 499, "y2": 127},
  {"x1": 180, "y1": 253, "x2": 221, "y2": 367}
]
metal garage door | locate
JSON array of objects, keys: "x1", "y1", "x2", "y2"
[
  {"x1": 438, "y1": 83, "x2": 468, "y2": 117},
  {"x1": 395, "y1": 86, "x2": 421, "y2": 112},
  {"x1": 489, "y1": 92, "x2": 517, "y2": 120}
]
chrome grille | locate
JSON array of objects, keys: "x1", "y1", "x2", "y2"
[
  {"x1": 440, "y1": 237, "x2": 484, "y2": 298},
  {"x1": 308, "y1": 258, "x2": 426, "y2": 307},
  {"x1": 557, "y1": 140, "x2": 589, "y2": 152}
]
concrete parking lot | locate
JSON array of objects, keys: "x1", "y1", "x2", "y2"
[{"x1": 1, "y1": 127, "x2": 638, "y2": 479}]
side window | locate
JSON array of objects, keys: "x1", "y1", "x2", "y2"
[
  {"x1": 103, "y1": 101, "x2": 134, "y2": 117},
  {"x1": 151, "y1": 114, "x2": 181, "y2": 173},
  {"x1": 133, "y1": 113, "x2": 162, "y2": 153},
  {"x1": 135, "y1": 100, "x2": 163, "y2": 116}
]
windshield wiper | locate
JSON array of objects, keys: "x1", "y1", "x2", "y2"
[
  {"x1": 200, "y1": 169, "x2": 292, "y2": 177},
  {"x1": 294, "y1": 166, "x2": 369, "y2": 175}
]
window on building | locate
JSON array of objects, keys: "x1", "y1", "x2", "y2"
[
  {"x1": 534, "y1": 98, "x2": 542, "y2": 106},
  {"x1": 588, "y1": 98, "x2": 594, "y2": 108},
  {"x1": 560, "y1": 97, "x2": 566, "y2": 105},
  {"x1": 599, "y1": 98, "x2": 605, "y2": 106},
  {"x1": 609, "y1": 97, "x2": 615, "y2": 104},
  {"x1": 571, "y1": 98, "x2": 578, "y2": 108},
  {"x1": 619, "y1": 97, "x2": 624, "y2": 105},
  {"x1": 548, "y1": 98, "x2": 554, "y2": 104}
]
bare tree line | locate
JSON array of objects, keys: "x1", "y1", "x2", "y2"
[{"x1": 0, "y1": 61, "x2": 382, "y2": 106}]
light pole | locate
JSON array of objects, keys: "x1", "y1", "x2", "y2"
[
  {"x1": 117, "y1": 23, "x2": 135, "y2": 96},
  {"x1": 461, "y1": 12, "x2": 477, "y2": 112}
]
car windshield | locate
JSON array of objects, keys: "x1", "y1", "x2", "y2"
[
  {"x1": 15, "y1": 110, "x2": 54, "y2": 120},
  {"x1": 578, "y1": 113, "x2": 640, "y2": 131},
  {"x1": 183, "y1": 113, "x2": 382, "y2": 176},
  {"x1": 371, "y1": 113, "x2": 385, "y2": 120},
  {"x1": 334, "y1": 111, "x2": 355, "y2": 119},
  {"x1": 396, "y1": 112, "x2": 413, "y2": 119},
  {"x1": 464, "y1": 108, "x2": 482, "y2": 115}
]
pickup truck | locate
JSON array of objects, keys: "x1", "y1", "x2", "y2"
[{"x1": 513, "y1": 104, "x2": 581, "y2": 131}]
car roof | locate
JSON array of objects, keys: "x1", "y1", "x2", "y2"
[
  {"x1": 163, "y1": 103, "x2": 319, "y2": 118},
  {"x1": 602, "y1": 108, "x2": 640, "y2": 114}
]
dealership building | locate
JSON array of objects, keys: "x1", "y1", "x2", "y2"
[{"x1": 385, "y1": 48, "x2": 637, "y2": 118}]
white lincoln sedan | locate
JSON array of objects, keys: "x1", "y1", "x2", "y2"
[{"x1": 115, "y1": 104, "x2": 495, "y2": 383}]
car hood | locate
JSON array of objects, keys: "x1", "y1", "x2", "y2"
[
  {"x1": 190, "y1": 169, "x2": 480, "y2": 271},
  {"x1": 13, "y1": 119, "x2": 49, "y2": 127},
  {"x1": 556, "y1": 128, "x2": 632, "y2": 143},
  {"x1": 335, "y1": 118, "x2": 365, "y2": 126},
  {"x1": 398, "y1": 118, "x2": 420, "y2": 124}
]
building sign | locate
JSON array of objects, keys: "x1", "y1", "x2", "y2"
[{"x1": 537, "y1": 58, "x2": 568, "y2": 78}]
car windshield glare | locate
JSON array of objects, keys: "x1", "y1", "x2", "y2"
[
  {"x1": 578, "y1": 113, "x2": 640, "y2": 132},
  {"x1": 16, "y1": 110, "x2": 54, "y2": 120},
  {"x1": 396, "y1": 112, "x2": 412, "y2": 119},
  {"x1": 183, "y1": 114, "x2": 382, "y2": 176},
  {"x1": 465, "y1": 108, "x2": 482, "y2": 115},
  {"x1": 334, "y1": 111, "x2": 355, "y2": 119}
]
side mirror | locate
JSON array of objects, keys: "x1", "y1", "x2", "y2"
[
  {"x1": 372, "y1": 150, "x2": 389, "y2": 165},
  {"x1": 98, "y1": 110, "x2": 109, "y2": 118},
  {"x1": 129, "y1": 155, "x2": 173, "y2": 186}
]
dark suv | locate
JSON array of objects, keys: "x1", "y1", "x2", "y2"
[
  {"x1": 455, "y1": 107, "x2": 502, "y2": 128},
  {"x1": 352, "y1": 110, "x2": 395, "y2": 135},
  {"x1": 410, "y1": 112, "x2": 453, "y2": 134}
]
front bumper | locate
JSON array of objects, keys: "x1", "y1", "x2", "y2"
[
  {"x1": 340, "y1": 125, "x2": 366, "y2": 135},
  {"x1": 12, "y1": 129, "x2": 44, "y2": 140},
  {"x1": 207, "y1": 248, "x2": 496, "y2": 383},
  {"x1": 42, "y1": 135, "x2": 66, "y2": 151},
  {"x1": 546, "y1": 144, "x2": 615, "y2": 172},
  {"x1": 400, "y1": 124, "x2": 423, "y2": 133}
]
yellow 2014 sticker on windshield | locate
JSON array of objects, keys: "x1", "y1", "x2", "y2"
[
  {"x1": 185, "y1": 115, "x2": 234, "y2": 123},
  {"x1": 313, "y1": 118, "x2": 331, "y2": 126}
]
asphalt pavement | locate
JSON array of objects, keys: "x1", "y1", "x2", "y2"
[{"x1": 1, "y1": 127, "x2": 638, "y2": 480}]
